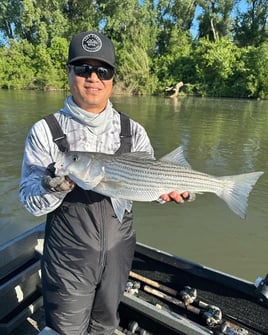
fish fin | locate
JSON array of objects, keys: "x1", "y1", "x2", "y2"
[
  {"x1": 218, "y1": 171, "x2": 264, "y2": 219},
  {"x1": 160, "y1": 146, "x2": 192, "y2": 168},
  {"x1": 111, "y1": 198, "x2": 133, "y2": 223},
  {"x1": 154, "y1": 197, "x2": 167, "y2": 204}
]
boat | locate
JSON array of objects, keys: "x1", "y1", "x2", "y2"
[{"x1": 0, "y1": 223, "x2": 267, "y2": 335}]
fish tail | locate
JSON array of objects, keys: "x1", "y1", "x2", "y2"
[{"x1": 218, "y1": 171, "x2": 264, "y2": 219}]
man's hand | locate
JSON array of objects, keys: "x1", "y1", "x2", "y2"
[
  {"x1": 160, "y1": 191, "x2": 195, "y2": 203},
  {"x1": 41, "y1": 163, "x2": 75, "y2": 193}
]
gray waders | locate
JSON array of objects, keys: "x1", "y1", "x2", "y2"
[{"x1": 41, "y1": 113, "x2": 135, "y2": 335}]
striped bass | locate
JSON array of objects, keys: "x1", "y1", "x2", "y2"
[{"x1": 55, "y1": 146, "x2": 263, "y2": 222}]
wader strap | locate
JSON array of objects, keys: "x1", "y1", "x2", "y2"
[
  {"x1": 44, "y1": 112, "x2": 131, "y2": 154},
  {"x1": 44, "y1": 114, "x2": 69, "y2": 152},
  {"x1": 117, "y1": 112, "x2": 132, "y2": 154}
]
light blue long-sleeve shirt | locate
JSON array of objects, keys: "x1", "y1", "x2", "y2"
[{"x1": 20, "y1": 98, "x2": 154, "y2": 217}]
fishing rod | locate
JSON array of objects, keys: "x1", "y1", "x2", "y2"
[
  {"x1": 129, "y1": 271, "x2": 221, "y2": 326},
  {"x1": 129, "y1": 271, "x2": 220, "y2": 317},
  {"x1": 128, "y1": 271, "x2": 252, "y2": 334},
  {"x1": 130, "y1": 271, "x2": 216, "y2": 308}
]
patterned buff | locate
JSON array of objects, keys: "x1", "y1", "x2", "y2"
[{"x1": 63, "y1": 96, "x2": 114, "y2": 135}]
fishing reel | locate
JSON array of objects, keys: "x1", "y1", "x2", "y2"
[
  {"x1": 216, "y1": 321, "x2": 249, "y2": 335},
  {"x1": 180, "y1": 286, "x2": 197, "y2": 305},
  {"x1": 201, "y1": 305, "x2": 222, "y2": 326},
  {"x1": 125, "y1": 280, "x2": 140, "y2": 296}
]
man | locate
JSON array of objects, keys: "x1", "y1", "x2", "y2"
[{"x1": 20, "y1": 31, "x2": 189, "y2": 335}]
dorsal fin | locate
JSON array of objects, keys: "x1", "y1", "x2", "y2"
[{"x1": 160, "y1": 146, "x2": 192, "y2": 168}]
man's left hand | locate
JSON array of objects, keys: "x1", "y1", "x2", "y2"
[{"x1": 160, "y1": 191, "x2": 192, "y2": 203}]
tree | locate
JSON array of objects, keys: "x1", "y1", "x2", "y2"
[
  {"x1": 255, "y1": 41, "x2": 268, "y2": 99},
  {"x1": 33, "y1": 37, "x2": 69, "y2": 90},
  {"x1": 156, "y1": 0, "x2": 197, "y2": 55},
  {"x1": 0, "y1": 0, "x2": 267, "y2": 98},
  {"x1": 63, "y1": 0, "x2": 99, "y2": 39},
  {"x1": 99, "y1": 0, "x2": 159, "y2": 94},
  {"x1": 156, "y1": 0, "x2": 197, "y2": 32},
  {"x1": 233, "y1": 0, "x2": 268, "y2": 47},
  {"x1": 243, "y1": 42, "x2": 268, "y2": 98},
  {"x1": 197, "y1": 0, "x2": 236, "y2": 40},
  {"x1": 194, "y1": 37, "x2": 242, "y2": 96},
  {"x1": 0, "y1": 0, "x2": 68, "y2": 46},
  {"x1": 154, "y1": 29, "x2": 194, "y2": 92},
  {"x1": 19, "y1": 0, "x2": 68, "y2": 46},
  {"x1": 0, "y1": 39, "x2": 35, "y2": 89},
  {"x1": 117, "y1": 46, "x2": 158, "y2": 95},
  {"x1": 0, "y1": 0, "x2": 22, "y2": 42}
]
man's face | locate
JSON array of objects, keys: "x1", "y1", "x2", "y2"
[{"x1": 67, "y1": 59, "x2": 114, "y2": 114}]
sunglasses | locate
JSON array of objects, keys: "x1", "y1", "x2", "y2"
[{"x1": 70, "y1": 64, "x2": 114, "y2": 80}]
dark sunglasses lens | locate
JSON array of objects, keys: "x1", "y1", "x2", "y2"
[
  {"x1": 72, "y1": 65, "x2": 114, "y2": 80},
  {"x1": 97, "y1": 67, "x2": 114, "y2": 80},
  {"x1": 73, "y1": 65, "x2": 88, "y2": 77}
]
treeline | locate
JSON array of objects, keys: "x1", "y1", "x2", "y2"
[{"x1": 0, "y1": 0, "x2": 268, "y2": 98}]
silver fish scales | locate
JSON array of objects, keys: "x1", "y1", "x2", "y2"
[{"x1": 55, "y1": 146, "x2": 263, "y2": 222}]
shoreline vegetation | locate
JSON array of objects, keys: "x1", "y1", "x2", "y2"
[{"x1": 0, "y1": 1, "x2": 267, "y2": 99}]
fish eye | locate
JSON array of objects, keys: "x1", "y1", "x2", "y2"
[{"x1": 72, "y1": 154, "x2": 79, "y2": 162}]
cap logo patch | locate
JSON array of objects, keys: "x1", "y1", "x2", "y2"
[{"x1": 82, "y1": 33, "x2": 102, "y2": 53}]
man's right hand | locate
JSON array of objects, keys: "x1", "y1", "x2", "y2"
[{"x1": 41, "y1": 163, "x2": 75, "y2": 193}]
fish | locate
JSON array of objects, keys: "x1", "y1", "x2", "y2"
[{"x1": 54, "y1": 146, "x2": 264, "y2": 222}]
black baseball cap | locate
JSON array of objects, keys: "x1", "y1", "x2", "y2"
[{"x1": 67, "y1": 31, "x2": 115, "y2": 68}]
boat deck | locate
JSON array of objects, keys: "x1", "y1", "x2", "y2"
[
  {"x1": 5, "y1": 247, "x2": 268, "y2": 335},
  {"x1": 1, "y1": 224, "x2": 268, "y2": 335},
  {"x1": 128, "y1": 246, "x2": 268, "y2": 335}
]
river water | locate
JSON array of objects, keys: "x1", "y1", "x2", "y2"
[{"x1": 0, "y1": 90, "x2": 267, "y2": 282}]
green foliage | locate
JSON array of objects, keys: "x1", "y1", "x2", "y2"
[
  {"x1": 154, "y1": 29, "x2": 195, "y2": 92},
  {"x1": 244, "y1": 42, "x2": 268, "y2": 99},
  {"x1": 63, "y1": 0, "x2": 98, "y2": 36},
  {"x1": 101, "y1": 0, "x2": 159, "y2": 95},
  {"x1": 116, "y1": 46, "x2": 158, "y2": 95},
  {"x1": 256, "y1": 41, "x2": 268, "y2": 99},
  {"x1": 194, "y1": 37, "x2": 242, "y2": 97},
  {"x1": 197, "y1": 0, "x2": 235, "y2": 40},
  {"x1": 0, "y1": 39, "x2": 35, "y2": 89},
  {"x1": 233, "y1": 0, "x2": 268, "y2": 47},
  {"x1": 0, "y1": 0, "x2": 267, "y2": 99},
  {"x1": 32, "y1": 37, "x2": 69, "y2": 90},
  {"x1": 33, "y1": 45, "x2": 55, "y2": 89}
]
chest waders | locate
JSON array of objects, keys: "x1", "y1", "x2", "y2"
[{"x1": 42, "y1": 113, "x2": 136, "y2": 335}]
